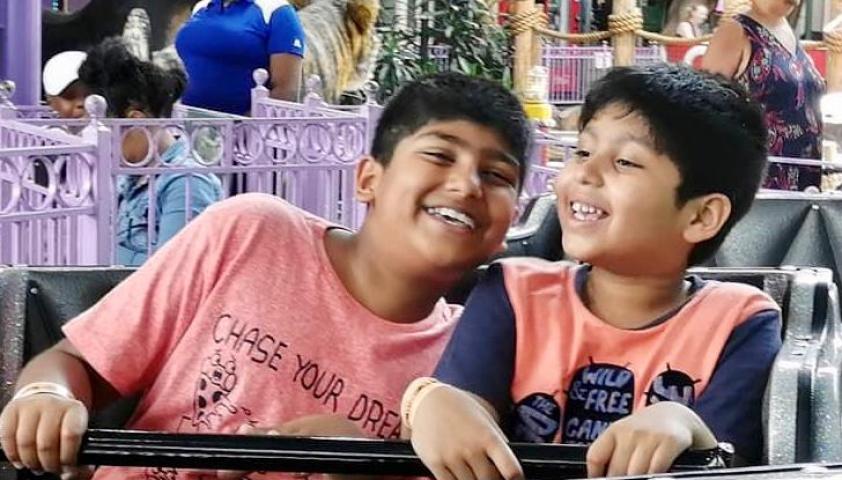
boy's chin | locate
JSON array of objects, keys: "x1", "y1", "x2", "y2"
[{"x1": 560, "y1": 240, "x2": 596, "y2": 263}]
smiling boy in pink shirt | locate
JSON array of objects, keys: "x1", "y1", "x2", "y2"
[{"x1": 0, "y1": 72, "x2": 532, "y2": 480}]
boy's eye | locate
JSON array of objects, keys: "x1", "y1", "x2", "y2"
[
  {"x1": 573, "y1": 149, "x2": 590, "y2": 161},
  {"x1": 482, "y1": 170, "x2": 517, "y2": 188},
  {"x1": 615, "y1": 158, "x2": 643, "y2": 169},
  {"x1": 422, "y1": 151, "x2": 454, "y2": 163}
]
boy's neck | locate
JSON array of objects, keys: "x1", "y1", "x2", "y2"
[
  {"x1": 584, "y1": 266, "x2": 690, "y2": 330},
  {"x1": 324, "y1": 229, "x2": 457, "y2": 324}
]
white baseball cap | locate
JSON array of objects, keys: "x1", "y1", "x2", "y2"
[{"x1": 43, "y1": 51, "x2": 87, "y2": 97}]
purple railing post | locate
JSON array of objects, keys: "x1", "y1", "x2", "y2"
[
  {"x1": 80, "y1": 95, "x2": 113, "y2": 265},
  {"x1": 303, "y1": 75, "x2": 326, "y2": 115},
  {"x1": 360, "y1": 81, "x2": 382, "y2": 154},
  {"x1": 0, "y1": 80, "x2": 18, "y2": 119},
  {"x1": 298, "y1": 75, "x2": 326, "y2": 213},
  {"x1": 303, "y1": 75, "x2": 324, "y2": 117},
  {"x1": 251, "y1": 68, "x2": 270, "y2": 117},
  {"x1": 5, "y1": 0, "x2": 41, "y2": 106},
  {"x1": 348, "y1": 81, "x2": 382, "y2": 228}
]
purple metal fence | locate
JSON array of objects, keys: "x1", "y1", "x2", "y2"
[
  {"x1": 0, "y1": 118, "x2": 103, "y2": 265},
  {"x1": 15, "y1": 62, "x2": 819, "y2": 267},
  {"x1": 4, "y1": 72, "x2": 378, "y2": 264}
]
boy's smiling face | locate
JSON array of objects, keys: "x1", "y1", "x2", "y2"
[
  {"x1": 358, "y1": 119, "x2": 520, "y2": 275},
  {"x1": 555, "y1": 104, "x2": 698, "y2": 274}
]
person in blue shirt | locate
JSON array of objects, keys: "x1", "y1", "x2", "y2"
[
  {"x1": 79, "y1": 38, "x2": 223, "y2": 266},
  {"x1": 175, "y1": 0, "x2": 306, "y2": 114}
]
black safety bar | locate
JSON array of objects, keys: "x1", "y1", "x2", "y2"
[{"x1": 0, "y1": 429, "x2": 733, "y2": 478}]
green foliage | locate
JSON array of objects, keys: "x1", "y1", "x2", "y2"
[
  {"x1": 373, "y1": 0, "x2": 512, "y2": 102},
  {"x1": 426, "y1": 0, "x2": 512, "y2": 84}
]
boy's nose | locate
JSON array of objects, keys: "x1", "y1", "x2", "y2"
[
  {"x1": 573, "y1": 157, "x2": 603, "y2": 186},
  {"x1": 446, "y1": 166, "x2": 482, "y2": 197}
]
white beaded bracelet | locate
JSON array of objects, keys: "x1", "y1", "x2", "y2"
[
  {"x1": 12, "y1": 382, "x2": 76, "y2": 402},
  {"x1": 400, "y1": 377, "x2": 450, "y2": 430}
]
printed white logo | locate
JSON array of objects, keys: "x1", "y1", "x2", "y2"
[{"x1": 293, "y1": 39, "x2": 302, "y2": 49}]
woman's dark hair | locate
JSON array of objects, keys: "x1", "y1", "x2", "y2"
[{"x1": 78, "y1": 37, "x2": 187, "y2": 118}]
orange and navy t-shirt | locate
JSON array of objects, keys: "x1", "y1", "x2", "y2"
[{"x1": 435, "y1": 259, "x2": 782, "y2": 464}]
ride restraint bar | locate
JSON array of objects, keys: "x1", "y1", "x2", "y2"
[{"x1": 0, "y1": 429, "x2": 733, "y2": 478}]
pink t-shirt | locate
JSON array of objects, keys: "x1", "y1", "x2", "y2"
[{"x1": 63, "y1": 193, "x2": 459, "y2": 479}]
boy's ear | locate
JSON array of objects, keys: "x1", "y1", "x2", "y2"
[
  {"x1": 682, "y1": 193, "x2": 732, "y2": 244},
  {"x1": 355, "y1": 156, "x2": 384, "y2": 204}
]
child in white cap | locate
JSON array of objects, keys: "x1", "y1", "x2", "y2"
[{"x1": 42, "y1": 51, "x2": 90, "y2": 118}]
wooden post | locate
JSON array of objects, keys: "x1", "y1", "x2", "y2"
[
  {"x1": 513, "y1": 0, "x2": 536, "y2": 96},
  {"x1": 611, "y1": 0, "x2": 636, "y2": 66},
  {"x1": 826, "y1": 0, "x2": 842, "y2": 92}
]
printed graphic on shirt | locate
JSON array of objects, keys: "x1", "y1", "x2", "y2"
[
  {"x1": 145, "y1": 467, "x2": 178, "y2": 480},
  {"x1": 562, "y1": 360, "x2": 635, "y2": 444},
  {"x1": 511, "y1": 393, "x2": 562, "y2": 442},
  {"x1": 171, "y1": 313, "x2": 403, "y2": 437},
  {"x1": 190, "y1": 351, "x2": 240, "y2": 430},
  {"x1": 645, "y1": 365, "x2": 700, "y2": 406},
  {"x1": 145, "y1": 465, "x2": 262, "y2": 480}
]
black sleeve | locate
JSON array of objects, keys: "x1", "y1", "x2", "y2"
[{"x1": 434, "y1": 263, "x2": 517, "y2": 415}]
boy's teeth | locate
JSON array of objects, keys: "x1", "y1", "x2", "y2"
[
  {"x1": 426, "y1": 207, "x2": 476, "y2": 230},
  {"x1": 570, "y1": 201, "x2": 606, "y2": 220}
]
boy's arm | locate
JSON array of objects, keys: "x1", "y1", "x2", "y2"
[
  {"x1": 13, "y1": 339, "x2": 120, "y2": 411},
  {"x1": 0, "y1": 339, "x2": 120, "y2": 475},
  {"x1": 433, "y1": 263, "x2": 517, "y2": 414},
  {"x1": 694, "y1": 309, "x2": 783, "y2": 464},
  {"x1": 409, "y1": 263, "x2": 523, "y2": 480},
  {"x1": 0, "y1": 201, "x2": 234, "y2": 476}
]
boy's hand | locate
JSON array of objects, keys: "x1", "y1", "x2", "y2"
[
  {"x1": 586, "y1": 401, "x2": 717, "y2": 478},
  {"x1": 217, "y1": 415, "x2": 366, "y2": 480},
  {"x1": 410, "y1": 385, "x2": 524, "y2": 480},
  {"x1": 0, "y1": 393, "x2": 89, "y2": 477}
]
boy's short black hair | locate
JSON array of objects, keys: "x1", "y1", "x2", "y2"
[
  {"x1": 580, "y1": 64, "x2": 767, "y2": 265},
  {"x1": 371, "y1": 72, "x2": 532, "y2": 189}
]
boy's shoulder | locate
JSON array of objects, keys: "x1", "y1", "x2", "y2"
[
  {"x1": 697, "y1": 278, "x2": 779, "y2": 306},
  {"x1": 693, "y1": 278, "x2": 781, "y2": 320},
  {"x1": 495, "y1": 256, "x2": 578, "y2": 274},
  {"x1": 489, "y1": 257, "x2": 581, "y2": 299},
  {"x1": 494, "y1": 257, "x2": 580, "y2": 283},
  {"x1": 667, "y1": 280, "x2": 781, "y2": 329},
  {"x1": 205, "y1": 192, "x2": 316, "y2": 221},
  {"x1": 200, "y1": 193, "x2": 330, "y2": 242}
]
